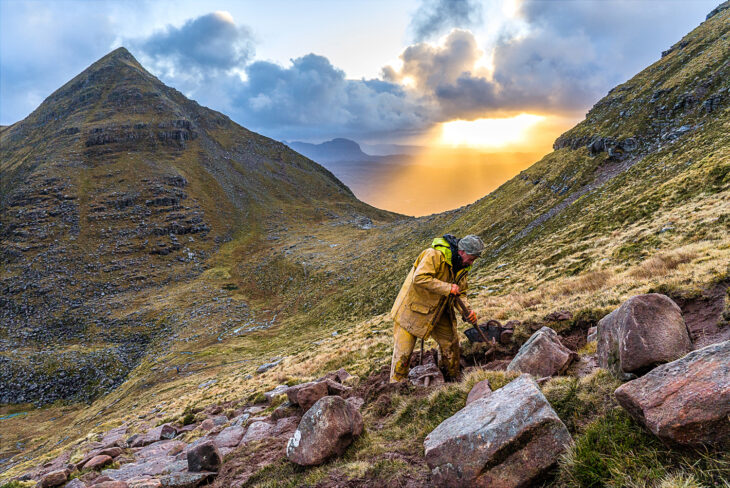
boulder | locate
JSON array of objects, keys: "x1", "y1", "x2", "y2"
[
  {"x1": 424, "y1": 375, "x2": 572, "y2": 488},
  {"x1": 186, "y1": 441, "x2": 221, "y2": 472},
  {"x1": 273, "y1": 417, "x2": 300, "y2": 438},
  {"x1": 407, "y1": 363, "x2": 445, "y2": 387},
  {"x1": 615, "y1": 340, "x2": 730, "y2": 445},
  {"x1": 286, "y1": 381, "x2": 329, "y2": 411},
  {"x1": 83, "y1": 454, "x2": 113, "y2": 470},
  {"x1": 213, "y1": 425, "x2": 244, "y2": 448},
  {"x1": 507, "y1": 327, "x2": 576, "y2": 377},
  {"x1": 286, "y1": 396, "x2": 363, "y2": 466},
  {"x1": 465, "y1": 379, "x2": 492, "y2": 405},
  {"x1": 241, "y1": 421, "x2": 274, "y2": 443},
  {"x1": 597, "y1": 294, "x2": 692, "y2": 376},
  {"x1": 39, "y1": 469, "x2": 69, "y2": 487}
]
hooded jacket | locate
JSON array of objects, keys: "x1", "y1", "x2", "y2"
[{"x1": 390, "y1": 236, "x2": 471, "y2": 339}]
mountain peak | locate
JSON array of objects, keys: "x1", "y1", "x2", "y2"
[{"x1": 99, "y1": 46, "x2": 141, "y2": 66}]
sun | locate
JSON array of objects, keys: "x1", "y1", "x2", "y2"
[{"x1": 439, "y1": 114, "x2": 546, "y2": 149}]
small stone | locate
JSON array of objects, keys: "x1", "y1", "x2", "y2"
[
  {"x1": 83, "y1": 454, "x2": 113, "y2": 470},
  {"x1": 465, "y1": 379, "x2": 492, "y2": 405},
  {"x1": 39, "y1": 469, "x2": 69, "y2": 487},
  {"x1": 213, "y1": 426, "x2": 244, "y2": 448}
]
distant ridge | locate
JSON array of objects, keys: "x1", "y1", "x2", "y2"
[{"x1": 286, "y1": 138, "x2": 378, "y2": 163}]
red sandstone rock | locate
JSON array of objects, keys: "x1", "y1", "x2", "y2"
[
  {"x1": 597, "y1": 294, "x2": 692, "y2": 376},
  {"x1": 615, "y1": 340, "x2": 730, "y2": 445},
  {"x1": 507, "y1": 327, "x2": 576, "y2": 377},
  {"x1": 186, "y1": 441, "x2": 221, "y2": 472},
  {"x1": 286, "y1": 381, "x2": 329, "y2": 411},
  {"x1": 83, "y1": 454, "x2": 113, "y2": 470},
  {"x1": 465, "y1": 379, "x2": 492, "y2": 405},
  {"x1": 286, "y1": 396, "x2": 363, "y2": 466}
]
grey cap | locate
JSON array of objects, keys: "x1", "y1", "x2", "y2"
[{"x1": 458, "y1": 234, "x2": 485, "y2": 257}]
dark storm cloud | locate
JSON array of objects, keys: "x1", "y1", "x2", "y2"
[
  {"x1": 410, "y1": 0, "x2": 483, "y2": 41},
  {"x1": 137, "y1": 12, "x2": 254, "y2": 76}
]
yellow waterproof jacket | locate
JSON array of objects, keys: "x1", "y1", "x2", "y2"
[{"x1": 390, "y1": 237, "x2": 470, "y2": 339}]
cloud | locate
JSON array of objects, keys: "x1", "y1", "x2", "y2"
[
  {"x1": 227, "y1": 54, "x2": 434, "y2": 141},
  {"x1": 410, "y1": 0, "x2": 483, "y2": 41},
  {"x1": 136, "y1": 11, "x2": 254, "y2": 79},
  {"x1": 382, "y1": 0, "x2": 719, "y2": 121}
]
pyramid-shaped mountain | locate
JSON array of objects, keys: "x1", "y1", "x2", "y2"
[{"x1": 0, "y1": 48, "x2": 396, "y2": 405}]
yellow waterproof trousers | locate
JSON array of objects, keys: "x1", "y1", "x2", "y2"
[{"x1": 390, "y1": 319, "x2": 461, "y2": 383}]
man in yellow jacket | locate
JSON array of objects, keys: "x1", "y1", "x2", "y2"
[{"x1": 389, "y1": 234, "x2": 485, "y2": 383}]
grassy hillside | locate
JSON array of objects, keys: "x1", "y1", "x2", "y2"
[{"x1": 1, "y1": 5, "x2": 729, "y2": 486}]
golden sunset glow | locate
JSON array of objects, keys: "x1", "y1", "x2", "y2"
[{"x1": 439, "y1": 114, "x2": 546, "y2": 149}]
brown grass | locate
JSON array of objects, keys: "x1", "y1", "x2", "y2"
[
  {"x1": 557, "y1": 270, "x2": 613, "y2": 297},
  {"x1": 629, "y1": 249, "x2": 698, "y2": 279}
]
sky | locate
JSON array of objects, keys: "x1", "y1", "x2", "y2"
[{"x1": 0, "y1": 0, "x2": 720, "y2": 214}]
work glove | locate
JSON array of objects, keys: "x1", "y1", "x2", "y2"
[
  {"x1": 450, "y1": 284, "x2": 460, "y2": 295},
  {"x1": 466, "y1": 310, "x2": 478, "y2": 325}
]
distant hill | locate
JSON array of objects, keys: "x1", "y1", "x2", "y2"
[{"x1": 286, "y1": 138, "x2": 379, "y2": 163}]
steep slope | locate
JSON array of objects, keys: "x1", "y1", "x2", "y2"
[{"x1": 0, "y1": 47, "x2": 397, "y2": 405}]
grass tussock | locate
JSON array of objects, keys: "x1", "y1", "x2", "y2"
[
  {"x1": 630, "y1": 249, "x2": 699, "y2": 279},
  {"x1": 557, "y1": 270, "x2": 613, "y2": 297},
  {"x1": 557, "y1": 408, "x2": 730, "y2": 488}
]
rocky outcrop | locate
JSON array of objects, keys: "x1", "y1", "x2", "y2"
[
  {"x1": 286, "y1": 396, "x2": 363, "y2": 466},
  {"x1": 597, "y1": 294, "x2": 692, "y2": 376},
  {"x1": 507, "y1": 327, "x2": 576, "y2": 377},
  {"x1": 615, "y1": 340, "x2": 730, "y2": 445},
  {"x1": 424, "y1": 375, "x2": 572, "y2": 488}
]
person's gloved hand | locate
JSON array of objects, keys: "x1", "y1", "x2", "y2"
[
  {"x1": 450, "y1": 284, "x2": 460, "y2": 295},
  {"x1": 466, "y1": 310, "x2": 478, "y2": 325}
]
